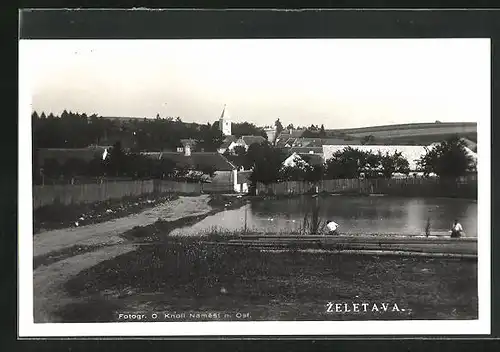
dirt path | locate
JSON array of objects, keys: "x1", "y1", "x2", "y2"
[
  {"x1": 34, "y1": 195, "x2": 212, "y2": 257},
  {"x1": 33, "y1": 244, "x2": 137, "y2": 323},
  {"x1": 33, "y1": 195, "x2": 212, "y2": 322}
]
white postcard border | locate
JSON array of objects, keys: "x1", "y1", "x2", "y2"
[{"x1": 18, "y1": 39, "x2": 491, "y2": 337}]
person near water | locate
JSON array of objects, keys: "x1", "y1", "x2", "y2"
[
  {"x1": 450, "y1": 219, "x2": 464, "y2": 238},
  {"x1": 326, "y1": 220, "x2": 339, "y2": 235}
]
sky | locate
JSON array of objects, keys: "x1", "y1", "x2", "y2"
[{"x1": 21, "y1": 39, "x2": 490, "y2": 129}]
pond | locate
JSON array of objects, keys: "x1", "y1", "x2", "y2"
[{"x1": 169, "y1": 195, "x2": 477, "y2": 238}]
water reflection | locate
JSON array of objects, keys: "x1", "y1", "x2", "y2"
[{"x1": 169, "y1": 196, "x2": 477, "y2": 237}]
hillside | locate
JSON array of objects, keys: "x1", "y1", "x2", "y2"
[
  {"x1": 328, "y1": 122, "x2": 477, "y2": 135},
  {"x1": 323, "y1": 122, "x2": 477, "y2": 146}
]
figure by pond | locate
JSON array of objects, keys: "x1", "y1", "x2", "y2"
[
  {"x1": 326, "y1": 220, "x2": 339, "y2": 235},
  {"x1": 450, "y1": 219, "x2": 464, "y2": 238}
]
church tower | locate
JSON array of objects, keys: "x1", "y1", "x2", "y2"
[{"x1": 219, "y1": 104, "x2": 232, "y2": 136}]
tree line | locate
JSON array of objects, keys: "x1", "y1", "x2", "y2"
[{"x1": 32, "y1": 110, "x2": 267, "y2": 152}]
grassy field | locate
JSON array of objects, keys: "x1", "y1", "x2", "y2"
[
  {"x1": 328, "y1": 122, "x2": 477, "y2": 134},
  {"x1": 33, "y1": 193, "x2": 179, "y2": 233},
  {"x1": 59, "y1": 237, "x2": 477, "y2": 322},
  {"x1": 325, "y1": 122, "x2": 477, "y2": 146}
]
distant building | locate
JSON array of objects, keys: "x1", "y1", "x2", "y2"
[
  {"x1": 274, "y1": 128, "x2": 307, "y2": 146},
  {"x1": 264, "y1": 126, "x2": 277, "y2": 144}
]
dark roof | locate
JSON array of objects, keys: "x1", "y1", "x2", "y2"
[
  {"x1": 38, "y1": 147, "x2": 107, "y2": 165},
  {"x1": 219, "y1": 136, "x2": 238, "y2": 149},
  {"x1": 223, "y1": 154, "x2": 244, "y2": 168},
  {"x1": 143, "y1": 151, "x2": 236, "y2": 171},
  {"x1": 297, "y1": 153, "x2": 324, "y2": 166},
  {"x1": 241, "y1": 135, "x2": 266, "y2": 145},
  {"x1": 275, "y1": 137, "x2": 297, "y2": 147},
  {"x1": 289, "y1": 146, "x2": 323, "y2": 154},
  {"x1": 461, "y1": 138, "x2": 477, "y2": 153}
]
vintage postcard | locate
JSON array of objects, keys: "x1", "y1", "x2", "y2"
[{"x1": 18, "y1": 18, "x2": 491, "y2": 337}]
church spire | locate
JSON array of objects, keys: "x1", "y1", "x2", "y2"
[
  {"x1": 220, "y1": 104, "x2": 230, "y2": 120},
  {"x1": 219, "y1": 104, "x2": 232, "y2": 136}
]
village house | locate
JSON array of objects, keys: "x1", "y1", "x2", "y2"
[
  {"x1": 282, "y1": 152, "x2": 324, "y2": 169},
  {"x1": 218, "y1": 135, "x2": 267, "y2": 154},
  {"x1": 263, "y1": 125, "x2": 277, "y2": 144},
  {"x1": 234, "y1": 135, "x2": 267, "y2": 151},
  {"x1": 142, "y1": 140, "x2": 250, "y2": 193}
]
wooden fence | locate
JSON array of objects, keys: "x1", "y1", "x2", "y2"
[
  {"x1": 256, "y1": 177, "x2": 477, "y2": 199},
  {"x1": 33, "y1": 179, "x2": 235, "y2": 209}
]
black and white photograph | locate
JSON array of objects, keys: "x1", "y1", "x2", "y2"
[{"x1": 18, "y1": 20, "x2": 491, "y2": 337}]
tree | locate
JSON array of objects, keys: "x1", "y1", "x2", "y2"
[
  {"x1": 105, "y1": 141, "x2": 126, "y2": 176},
  {"x1": 275, "y1": 119, "x2": 284, "y2": 135},
  {"x1": 325, "y1": 147, "x2": 368, "y2": 179},
  {"x1": 304, "y1": 164, "x2": 325, "y2": 183},
  {"x1": 198, "y1": 126, "x2": 224, "y2": 152},
  {"x1": 61, "y1": 158, "x2": 88, "y2": 179},
  {"x1": 233, "y1": 145, "x2": 247, "y2": 156},
  {"x1": 286, "y1": 124, "x2": 294, "y2": 130},
  {"x1": 42, "y1": 158, "x2": 61, "y2": 178},
  {"x1": 87, "y1": 156, "x2": 105, "y2": 177},
  {"x1": 248, "y1": 142, "x2": 286, "y2": 185},
  {"x1": 319, "y1": 124, "x2": 326, "y2": 137},
  {"x1": 379, "y1": 151, "x2": 410, "y2": 178},
  {"x1": 363, "y1": 151, "x2": 382, "y2": 178},
  {"x1": 417, "y1": 136, "x2": 475, "y2": 178},
  {"x1": 232, "y1": 122, "x2": 267, "y2": 139},
  {"x1": 196, "y1": 165, "x2": 217, "y2": 179}
]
